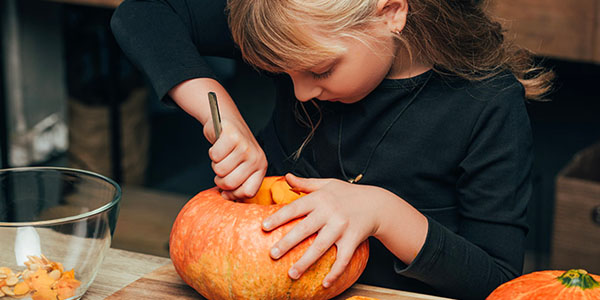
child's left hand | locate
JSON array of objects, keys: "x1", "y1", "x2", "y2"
[{"x1": 261, "y1": 173, "x2": 388, "y2": 288}]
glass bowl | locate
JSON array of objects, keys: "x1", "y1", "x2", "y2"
[{"x1": 0, "y1": 167, "x2": 121, "y2": 300}]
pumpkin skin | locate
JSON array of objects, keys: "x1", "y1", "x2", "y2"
[
  {"x1": 487, "y1": 269, "x2": 600, "y2": 300},
  {"x1": 170, "y1": 176, "x2": 370, "y2": 300}
]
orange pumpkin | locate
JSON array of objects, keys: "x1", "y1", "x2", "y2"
[
  {"x1": 487, "y1": 269, "x2": 600, "y2": 299},
  {"x1": 170, "y1": 176, "x2": 370, "y2": 300}
]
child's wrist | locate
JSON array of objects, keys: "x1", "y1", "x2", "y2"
[
  {"x1": 169, "y1": 77, "x2": 232, "y2": 125},
  {"x1": 372, "y1": 188, "x2": 428, "y2": 265}
]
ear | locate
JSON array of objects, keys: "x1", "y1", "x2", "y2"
[{"x1": 376, "y1": 0, "x2": 408, "y2": 34}]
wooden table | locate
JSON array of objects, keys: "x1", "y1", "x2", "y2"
[
  {"x1": 83, "y1": 248, "x2": 170, "y2": 299},
  {"x1": 85, "y1": 248, "x2": 453, "y2": 300}
]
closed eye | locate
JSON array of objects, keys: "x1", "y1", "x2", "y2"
[{"x1": 311, "y1": 68, "x2": 333, "y2": 80}]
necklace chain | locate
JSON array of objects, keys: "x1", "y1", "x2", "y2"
[{"x1": 337, "y1": 73, "x2": 432, "y2": 183}]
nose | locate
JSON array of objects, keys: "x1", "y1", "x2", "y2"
[{"x1": 289, "y1": 73, "x2": 322, "y2": 102}]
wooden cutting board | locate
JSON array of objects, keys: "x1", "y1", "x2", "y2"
[{"x1": 106, "y1": 263, "x2": 452, "y2": 300}]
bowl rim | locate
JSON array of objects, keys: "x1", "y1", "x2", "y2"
[{"x1": 0, "y1": 166, "x2": 121, "y2": 227}]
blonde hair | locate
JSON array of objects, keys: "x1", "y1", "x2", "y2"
[
  {"x1": 227, "y1": 0, "x2": 554, "y2": 157},
  {"x1": 227, "y1": 0, "x2": 383, "y2": 73},
  {"x1": 228, "y1": 0, "x2": 552, "y2": 99}
]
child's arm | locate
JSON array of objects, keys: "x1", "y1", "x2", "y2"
[
  {"x1": 169, "y1": 78, "x2": 267, "y2": 199},
  {"x1": 111, "y1": 0, "x2": 268, "y2": 198},
  {"x1": 263, "y1": 81, "x2": 531, "y2": 300},
  {"x1": 262, "y1": 174, "x2": 429, "y2": 287}
]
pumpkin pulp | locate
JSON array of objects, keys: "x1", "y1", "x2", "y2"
[
  {"x1": 243, "y1": 176, "x2": 305, "y2": 205},
  {"x1": 557, "y1": 269, "x2": 600, "y2": 290}
]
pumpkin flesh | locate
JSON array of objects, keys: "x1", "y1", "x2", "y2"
[{"x1": 170, "y1": 177, "x2": 369, "y2": 300}]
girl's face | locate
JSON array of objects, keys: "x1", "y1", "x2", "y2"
[
  {"x1": 281, "y1": 0, "x2": 430, "y2": 104},
  {"x1": 286, "y1": 29, "x2": 397, "y2": 104}
]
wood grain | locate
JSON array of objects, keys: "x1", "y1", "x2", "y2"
[
  {"x1": 551, "y1": 143, "x2": 600, "y2": 274},
  {"x1": 487, "y1": 0, "x2": 599, "y2": 63},
  {"x1": 106, "y1": 264, "x2": 198, "y2": 299},
  {"x1": 106, "y1": 264, "x2": 454, "y2": 300},
  {"x1": 595, "y1": 1, "x2": 600, "y2": 64},
  {"x1": 83, "y1": 249, "x2": 170, "y2": 299}
]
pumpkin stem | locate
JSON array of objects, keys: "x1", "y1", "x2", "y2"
[{"x1": 557, "y1": 269, "x2": 600, "y2": 290}]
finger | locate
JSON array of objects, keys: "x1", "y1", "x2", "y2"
[
  {"x1": 262, "y1": 193, "x2": 315, "y2": 231},
  {"x1": 220, "y1": 191, "x2": 234, "y2": 201},
  {"x1": 322, "y1": 236, "x2": 358, "y2": 288},
  {"x1": 285, "y1": 173, "x2": 329, "y2": 193},
  {"x1": 270, "y1": 212, "x2": 324, "y2": 260},
  {"x1": 223, "y1": 170, "x2": 266, "y2": 199},
  {"x1": 211, "y1": 145, "x2": 246, "y2": 177},
  {"x1": 215, "y1": 144, "x2": 267, "y2": 192},
  {"x1": 214, "y1": 162, "x2": 254, "y2": 191},
  {"x1": 287, "y1": 223, "x2": 343, "y2": 280},
  {"x1": 203, "y1": 121, "x2": 218, "y2": 143},
  {"x1": 208, "y1": 130, "x2": 241, "y2": 163}
]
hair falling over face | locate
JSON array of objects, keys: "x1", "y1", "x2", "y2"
[
  {"x1": 228, "y1": 0, "x2": 553, "y2": 100},
  {"x1": 226, "y1": 0, "x2": 554, "y2": 157}
]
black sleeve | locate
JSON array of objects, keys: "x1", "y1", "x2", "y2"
[
  {"x1": 396, "y1": 83, "x2": 532, "y2": 300},
  {"x1": 110, "y1": 0, "x2": 237, "y2": 102}
]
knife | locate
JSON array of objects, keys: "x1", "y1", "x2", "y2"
[{"x1": 208, "y1": 92, "x2": 222, "y2": 140}]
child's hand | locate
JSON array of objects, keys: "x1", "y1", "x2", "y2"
[
  {"x1": 261, "y1": 173, "x2": 386, "y2": 288},
  {"x1": 204, "y1": 118, "x2": 267, "y2": 200}
]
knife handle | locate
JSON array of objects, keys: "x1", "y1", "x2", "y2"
[{"x1": 208, "y1": 92, "x2": 222, "y2": 140}]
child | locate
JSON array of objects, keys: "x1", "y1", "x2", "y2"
[{"x1": 111, "y1": 0, "x2": 553, "y2": 299}]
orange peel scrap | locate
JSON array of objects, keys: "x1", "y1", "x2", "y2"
[{"x1": 1, "y1": 255, "x2": 81, "y2": 300}]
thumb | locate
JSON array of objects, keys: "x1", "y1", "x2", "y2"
[
  {"x1": 284, "y1": 173, "x2": 326, "y2": 193},
  {"x1": 203, "y1": 121, "x2": 217, "y2": 144}
]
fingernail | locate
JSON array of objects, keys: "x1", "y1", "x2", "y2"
[
  {"x1": 322, "y1": 280, "x2": 331, "y2": 288},
  {"x1": 288, "y1": 268, "x2": 299, "y2": 279},
  {"x1": 270, "y1": 247, "x2": 280, "y2": 258},
  {"x1": 262, "y1": 220, "x2": 271, "y2": 230}
]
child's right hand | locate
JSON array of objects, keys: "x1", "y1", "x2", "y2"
[
  {"x1": 169, "y1": 78, "x2": 268, "y2": 200},
  {"x1": 203, "y1": 118, "x2": 268, "y2": 200}
]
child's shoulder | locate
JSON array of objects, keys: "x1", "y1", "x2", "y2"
[{"x1": 436, "y1": 69, "x2": 525, "y2": 105}]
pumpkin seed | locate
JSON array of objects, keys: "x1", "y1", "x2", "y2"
[
  {"x1": 0, "y1": 255, "x2": 81, "y2": 299},
  {"x1": 0, "y1": 268, "x2": 11, "y2": 276},
  {"x1": 41, "y1": 255, "x2": 52, "y2": 266},
  {"x1": 0, "y1": 286, "x2": 14, "y2": 297},
  {"x1": 49, "y1": 270, "x2": 61, "y2": 281},
  {"x1": 29, "y1": 263, "x2": 39, "y2": 271},
  {"x1": 22, "y1": 270, "x2": 31, "y2": 280},
  {"x1": 13, "y1": 282, "x2": 29, "y2": 296},
  {"x1": 5, "y1": 276, "x2": 17, "y2": 286}
]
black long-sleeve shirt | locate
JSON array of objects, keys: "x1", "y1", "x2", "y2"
[{"x1": 111, "y1": 1, "x2": 533, "y2": 299}]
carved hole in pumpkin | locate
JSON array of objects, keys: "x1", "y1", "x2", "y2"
[{"x1": 241, "y1": 176, "x2": 305, "y2": 205}]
